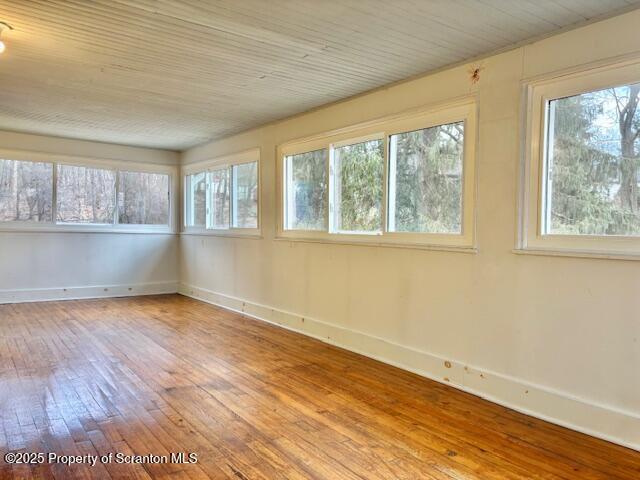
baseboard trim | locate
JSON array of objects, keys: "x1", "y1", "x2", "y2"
[
  {"x1": 178, "y1": 282, "x2": 640, "y2": 452},
  {"x1": 0, "y1": 281, "x2": 178, "y2": 304}
]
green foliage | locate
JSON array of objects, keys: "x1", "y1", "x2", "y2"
[
  {"x1": 549, "y1": 86, "x2": 640, "y2": 235},
  {"x1": 289, "y1": 150, "x2": 326, "y2": 230},
  {"x1": 392, "y1": 123, "x2": 463, "y2": 233},
  {"x1": 335, "y1": 140, "x2": 383, "y2": 232},
  {"x1": 285, "y1": 84, "x2": 640, "y2": 239}
]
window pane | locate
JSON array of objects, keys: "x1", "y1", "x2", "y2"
[
  {"x1": 232, "y1": 162, "x2": 258, "y2": 228},
  {"x1": 185, "y1": 172, "x2": 206, "y2": 228},
  {"x1": 210, "y1": 168, "x2": 230, "y2": 229},
  {"x1": 57, "y1": 165, "x2": 115, "y2": 224},
  {"x1": 332, "y1": 139, "x2": 384, "y2": 233},
  {"x1": 285, "y1": 149, "x2": 327, "y2": 230},
  {"x1": 118, "y1": 171, "x2": 169, "y2": 225},
  {"x1": 0, "y1": 159, "x2": 53, "y2": 222},
  {"x1": 389, "y1": 122, "x2": 464, "y2": 234},
  {"x1": 546, "y1": 84, "x2": 640, "y2": 236}
]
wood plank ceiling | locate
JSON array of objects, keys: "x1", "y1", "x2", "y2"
[{"x1": 0, "y1": 0, "x2": 638, "y2": 150}]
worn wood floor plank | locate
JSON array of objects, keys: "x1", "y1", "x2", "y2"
[{"x1": 0, "y1": 294, "x2": 638, "y2": 479}]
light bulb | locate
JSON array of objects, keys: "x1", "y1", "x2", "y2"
[{"x1": 0, "y1": 40, "x2": 5, "y2": 54}]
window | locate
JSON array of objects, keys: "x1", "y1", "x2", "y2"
[
  {"x1": 185, "y1": 172, "x2": 206, "y2": 228},
  {"x1": 0, "y1": 159, "x2": 53, "y2": 222},
  {"x1": 232, "y1": 162, "x2": 258, "y2": 228},
  {"x1": 182, "y1": 149, "x2": 260, "y2": 235},
  {"x1": 388, "y1": 122, "x2": 464, "y2": 234},
  {"x1": 545, "y1": 88, "x2": 639, "y2": 236},
  {"x1": 118, "y1": 171, "x2": 170, "y2": 225},
  {"x1": 0, "y1": 154, "x2": 174, "y2": 232},
  {"x1": 285, "y1": 149, "x2": 327, "y2": 231},
  {"x1": 278, "y1": 99, "x2": 476, "y2": 248},
  {"x1": 331, "y1": 139, "x2": 384, "y2": 234},
  {"x1": 522, "y1": 61, "x2": 640, "y2": 256},
  {"x1": 210, "y1": 168, "x2": 230, "y2": 229},
  {"x1": 57, "y1": 164, "x2": 116, "y2": 224}
]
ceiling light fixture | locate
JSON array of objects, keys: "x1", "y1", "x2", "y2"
[{"x1": 0, "y1": 21, "x2": 14, "y2": 54}]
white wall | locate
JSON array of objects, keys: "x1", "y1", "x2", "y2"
[
  {"x1": 180, "y1": 11, "x2": 640, "y2": 449},
  {"x1": 0, "y1": 131, "x2": 180, "y2": 302}
]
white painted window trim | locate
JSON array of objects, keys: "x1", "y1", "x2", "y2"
[
  {"x1": 0, "y1": 148, "x2": 177, "y2": 234},
  {"x1": 276, "y1": 97, "x2": 477, "y2": 250},
  {"x1": 181, "y1": 148, "x2": 261, "y2": 238},
  {"x1": 518, "y1": 58, "x2": 640, "y2": 259}
]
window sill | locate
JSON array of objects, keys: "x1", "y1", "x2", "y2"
[
  {"x1": 0, "y1": 222, "x2": 176, "y2": 235},
  {"x1": 0, "y1": 226, "x2": 176, "y2": 235},
  {"x1": 513, "y1": 248, "x2": 640, "y2": 261},
  {"x1": 180, "y1": 229, "x2": 262, "y2": 239},
  {"x1": 274, "y1": 235, "x2": 477, "y2": 253}
]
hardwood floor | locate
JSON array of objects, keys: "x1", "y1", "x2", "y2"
[{"x1": 0, "y1": 295, "x2": 638, "y2": 479}]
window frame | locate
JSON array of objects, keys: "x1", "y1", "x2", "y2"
[
  {"x1": 519, "y1": 59, "x2": 640, "y2": 258},
  {"x1": 184, "y1": 171, "x2": 208, "y2": 229},
  {"x1": 181, "y1": 148, "x2": 261, "y2": 238},
  {"x1": 231, "y1": 161, "x2": 259, "y2": 230},
  {"x1": 0, "y1": 149, "x2": 176, "y2": 234},
  {"x1": 329, "y1": 133, "x2": 386, "y2": 236},
  {"x1": 277, "y1": 98, "x2": 477, "y2": 250},
  {"x1": 208, "y1": 166, "x2": 232, "y2": 230},
  {"x1": 284, "y1": 147, "x2": 329, "y2": 232}
]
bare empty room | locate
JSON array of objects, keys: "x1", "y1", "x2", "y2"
[{"x1": 1, "y1": 1, "x2": 639, "y2": 478}]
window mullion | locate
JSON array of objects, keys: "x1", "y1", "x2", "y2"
[
  {"x1": 205, "y1": 171, "x2": 212, "y2": 230},
  {"x1": 114, "y1": 169, "x2": 120, "y2": 226},
  {"x1": 231, "y1": 166, "x2": 237, "y2": 229},
  {"x1": 285, "y1": 156, "x2": 293, "y2": 230},
  {"x1": 542, "y1": 100, "x2": 556, "y2": 236},
  {"x1": 184, "y1": 175, "x2": 190, "y2": 228},
  {"x1": 328, "y1": 146, "x2": 336, "y2": 233},
  {"x1": 51, "y1": 162, "x2": 58, "y2": 225},
  {"x1": 382, "y1": 132, "x2": 390, "y2": 234},
  {"x1": 387, "y1": 135, "x2": 397, "y2": 233}
]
